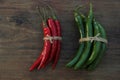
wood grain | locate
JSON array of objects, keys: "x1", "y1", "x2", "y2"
[{"x1": 0, "y1": 0, "x2": 120, "y2": 80}]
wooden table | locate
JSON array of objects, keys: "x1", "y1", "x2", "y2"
[{"x1": 0, "y1": 0, "x2": 120, "y2": 80}]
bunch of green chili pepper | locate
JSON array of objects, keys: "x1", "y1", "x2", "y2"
[{"x1": 66, "y1": 3, "x2": 108, "y2": 70}]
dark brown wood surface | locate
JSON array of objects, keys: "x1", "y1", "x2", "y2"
[{"x1": 0, "y1": 0, "x2": 120, "y2": 80}]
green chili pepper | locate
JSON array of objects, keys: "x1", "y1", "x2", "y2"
[
  {"x1": 66, "y1": 11, "x2": 85, "y2": 67},
  {"x1": 84, "y1": 19, "x2": 102, "y2": 67},
  {"x1": 74, "y1": 3, "x2": 93, "y2": 70},
  {"x1": 87, "y1": 21, "x2": 107, "y2": 70}
]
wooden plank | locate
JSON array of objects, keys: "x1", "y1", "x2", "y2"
[{"x1": 0, "y1": 0, "x2": 120, "y2": 80}]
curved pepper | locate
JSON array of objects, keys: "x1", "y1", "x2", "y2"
[
  {"x1": 29, "y1": 23, "x2": 52, "y2": 71},
  {"x1": 74, "y1": 3, "x2": 93, "y2": 70},
  {"x1": 87, "y1": 22, "x2": 107, "y2": 70},
  {"x1": 52, "y1": 20, "x2": 62, "y2": 69},
  {"x1": 38, "y1": 27, "x2": 52, "y2": 69},
  {"x1": 66, "y1": 11, "x2": 85, "y2": 67},
  {"x1": 47, "y1": 18, "x2": 58, "y2": 62}
]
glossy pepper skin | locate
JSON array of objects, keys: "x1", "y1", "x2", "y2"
[
  {"x1": 29, "y1": 23, "x2": 52, "y2": 71},
  {"x1": 87, "y1": 22, "x2": 107, "y2": 70},
  {"x1": 38, "y1": 26, "x2": 52, "y2": 69},
  {"x1": 47, "y1": 18, "x2": 58, "y2": 62},
  {"x1": 74, "y1": 3, "x2": 93, "y2": 70},
  {"x1": 52, "y1": 20, "x2": 61, "y2": 69},
  {"x1": 66, "y1": 11, "x2": 85, "y2": 67}
]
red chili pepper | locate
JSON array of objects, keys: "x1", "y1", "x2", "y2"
[
  {"x1": 46, "y1": 6, "x2": 62, "y2": 69},
  {"x1": 29, "y1": 23, "x2": 52, "y2": 71},
  {"x1": 29, "y1": 55, "x2": 42, "y2": 71},
  {"x1": 52, "y1": 20, "x2": 62, "y2": 69},
  {"x1": 38, "y1": 26, "x2": 52, "y2": 69},
  {"x1": 47, "y1": 18, "x2": 58, "y2": 62}
]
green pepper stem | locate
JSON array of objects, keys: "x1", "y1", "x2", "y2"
[{"x1": 47, "y1": 5, "x2": 57, "y2": 20}]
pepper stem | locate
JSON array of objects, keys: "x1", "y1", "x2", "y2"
[
  {"x1": 37, "y1": 5, "x2": 47, "y2": 27},
  {"x1": 47, "y1": 5, "x2": 57, "y2": 20}
]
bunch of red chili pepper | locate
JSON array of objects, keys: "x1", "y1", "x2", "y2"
[{"x1": 29, "y1": 6, "x2": 62, "y2": 71}]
